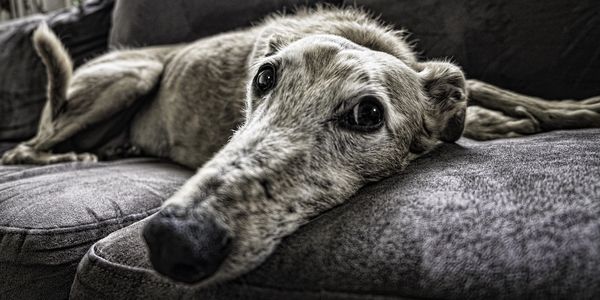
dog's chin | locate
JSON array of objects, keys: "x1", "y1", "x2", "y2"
[
  {"x1": 173, "y1": 272, "x2": 226, "y2": 289},
  {"x1": 155, "y1": 250, "x2": 270, "y2": 289},
  {"x1": 152, "y1": 261, "x2": 234, "y2": 289}
]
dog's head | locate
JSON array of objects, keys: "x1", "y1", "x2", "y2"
[{"x1": 143, "y1": 34, "x2": 466, "y2": 286}]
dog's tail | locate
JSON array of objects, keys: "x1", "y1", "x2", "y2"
[{"x1": 32, "y1": 23, "x2": 73, "y2": 118}]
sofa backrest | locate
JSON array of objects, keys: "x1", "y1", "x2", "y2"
[{"x1": 110, "y1": 0, "x2": 600, "y2": 100}]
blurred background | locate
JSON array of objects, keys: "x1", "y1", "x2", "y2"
[{"x1": 0, "y1": 0, "x2": 79, "y2": 22}]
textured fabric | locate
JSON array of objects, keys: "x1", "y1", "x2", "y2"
[
  {"x1": 0, "y1": 158, "x2": 192, "y2": 299},
  {"x1": 110, "y1": 0, "x2": 600, "y2": 100},
  {"x1": 71, "y1": 129, "x2": 600, "y2": 300},
  {"x1": 109, "y1": 0, "x2": 340, "y2": 48},
  {"x1": 0, "y1": 0, "x2": 114, "y2": 142}
]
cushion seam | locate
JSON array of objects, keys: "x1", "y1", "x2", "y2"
[
  {"x1": 0, "y1": 208, "x2": 159, "y2": 234},
  {"x1": 87, "y1": 245, "x2": 425, "y2": 299}
]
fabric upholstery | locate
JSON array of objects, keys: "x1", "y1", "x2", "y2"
[
  {"x1": 71, "y1": 129, "x2": 600, "y2": 300},
  {"x1": 0, "y1": 0, "x2": 114, "y2": 142},
  {"x1": 109, "y1": 0, "x2": 340, "y2": 48},
  {"x1": 109, "y1": 0, "x2": 600, "y2": 100},
  {"x1": 0, "y1": 158, "x2": 192, "y2": 299}
]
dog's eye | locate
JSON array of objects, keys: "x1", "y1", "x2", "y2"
[
  {"x1": 254, "y1": 64, "x2": 276, "y2": 93},
  {"x1": 339, "y1": 97, "x2": 384, "y2": 132}
]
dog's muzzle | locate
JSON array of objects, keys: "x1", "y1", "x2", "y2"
[{"x1": 143, "y1": 206, "x2": 232, "y2": 283}]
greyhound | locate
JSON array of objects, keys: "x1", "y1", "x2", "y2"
[{"x1": 2, "y1": 7, "x2": 600, "y2": 287}]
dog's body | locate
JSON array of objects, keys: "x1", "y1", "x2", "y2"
[{"x1": 2, "y1": 7, "x2": 600, "y2": 287}]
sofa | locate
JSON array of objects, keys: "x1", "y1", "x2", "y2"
[{"x1": 1, "y1": 0, "x2": 599, "y2": 299}]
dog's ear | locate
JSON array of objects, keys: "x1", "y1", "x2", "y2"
[
  {"x1": 265, "y1": 33, "x2": 286, "y2": 56},
  {"x1": 417, "y1": 61, "x2": 468, "y2": 143},
  {"x1": 254, "y1": 30, "x2": 289, "y2": 57},
  {"x1": 250, "y1": 31, "x2": 289, "y2": 63}
]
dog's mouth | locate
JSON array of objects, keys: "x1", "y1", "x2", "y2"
[
  {"x1": 141, "y1": 128, "x2": 317, "y2": 285},
  {"x1": 142, "y1": 198, "x2": 308, "y2": 286},
  {"x1": 141, "y1": 160, "x2": 323, "y2": 286}
]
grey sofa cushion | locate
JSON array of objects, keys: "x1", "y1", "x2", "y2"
[
  {"x1": 0, "y1": 158, "x2": 192, "y2": 300},
  {"x1": 71, "y1": 129, "x2": 600, "y2": 300},
  {"x1": 0, "y1": 0, "x2": 113, "y2": 142}
]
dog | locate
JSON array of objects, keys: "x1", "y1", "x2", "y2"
[{"x1": 2, "y1": 7, "x2": 599, "y2": 287}]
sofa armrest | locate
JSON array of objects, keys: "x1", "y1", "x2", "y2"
[{"x1": 0, "y1": 0, "x2": 114, "y2": 143}]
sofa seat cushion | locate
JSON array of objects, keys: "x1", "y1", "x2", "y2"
[
  {"x1": 0, "y1": 158, "x2": 192, "y2": 300},
  {"x1": 71, "y1": 129, "x2": 600, "y2": 300}
]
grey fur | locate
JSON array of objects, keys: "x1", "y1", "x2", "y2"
[
  {"x1": 2, "y1": 7, "x2": 600, "y2": 288},
  {"x1": 33, "y1": 23, "x2": 72, "y2": 119}
]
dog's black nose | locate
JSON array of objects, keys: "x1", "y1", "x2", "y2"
[{"x1": 142, "y1": 207, "x2": 231, "y2": 283}]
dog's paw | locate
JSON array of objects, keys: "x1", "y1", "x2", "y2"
[
  {"x1": 463, "y1": 106, "x2": 540, "y2": 140},
  {"x1": 75, "y1": 152, "x2": 98, "y2": 163},
  {"x1": 1, "y1": 145, "x2": 32, "y2": 165},
  {"x1": 1, "y1": 144, "x2": 97, "y2": 165},
  {"x1": 44, "y1": 152, "x2": 98, "y2": 164}
]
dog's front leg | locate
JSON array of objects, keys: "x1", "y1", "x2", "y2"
[{"x1": 464, "y1": 79, "x2": 600, "y2": 140}]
